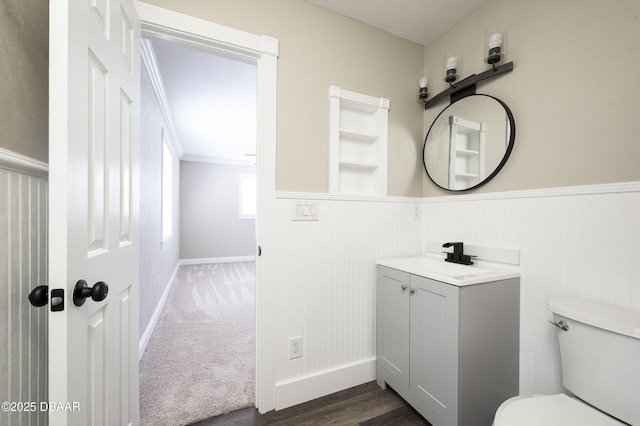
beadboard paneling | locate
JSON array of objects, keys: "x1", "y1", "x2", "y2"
[
  {"x1": 274, "y1": 184, "x2": 640, "y2": 409},
  {"x1": 0, "y1": 165, "x2": 48, "y2": 426},
  {"x1": 274, "y1": 197, "x2": 422, "y2": 408},
  {"x1": 422, "y1": 187, "x2": 640, "y2": 395}
]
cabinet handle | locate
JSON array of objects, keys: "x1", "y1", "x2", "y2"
[
  {"x1": 401, "y1": 284, "x2": 407, "y2": 291},
  {"x1": 410, "y1": 288, "x2": 416, "y2": 295}
]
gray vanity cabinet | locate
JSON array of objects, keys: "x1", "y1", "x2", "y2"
[
  {"x1": 376, "y1": 266, "x2": 411, "y2": 388},
  {"x1": 376, "y1": 265, "x2": 519, "y2": 426}
]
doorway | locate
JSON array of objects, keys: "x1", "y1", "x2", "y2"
[
  {"x1": 138, "y1": 32, "x2": 258, "y2": 424},
  {"x1": 137, "y1": 2, "x2": 279, "y2": 415}
]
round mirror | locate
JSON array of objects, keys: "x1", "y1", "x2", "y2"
[{"x1": 423, "y1": 94, "x2": 515, "y2": 191}]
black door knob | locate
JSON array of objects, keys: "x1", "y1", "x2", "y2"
[
  {"x1": 29, "y1": 285, "x2": 49, "y2": 307},
  {"x1": 73, "y1": 280, "x2": 109, "y2": 306}
]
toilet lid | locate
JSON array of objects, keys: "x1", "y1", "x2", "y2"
[{"x1": 494, "y1": 394, "x2": 625, "y2": 426}]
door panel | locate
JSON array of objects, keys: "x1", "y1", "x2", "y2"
[
  {"x1": 410, "y1": 275, "x2": 459, "y2": 426},
  {"x1": 49, "y1": 0, "x2": 141, "y2": 424},
  {"x1": 87, "y1": 52, "x2": 108, "y2": 254},
  {"x1": 413, "y1": 288, "x2": 448, "y2": 405},
  {"x1": 119, "y1": 91, "x2": 133, "y2": 244},
  {"x1": 376, "y1": 267, "x2": 410, "y2": 387},
  {"x1": 87, "y1": 310, "x2": 106, "y2": 424}
]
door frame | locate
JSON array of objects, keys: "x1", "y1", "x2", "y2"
[{"x1": 135, "y1": 1, "x2": 278, "y2": 413}]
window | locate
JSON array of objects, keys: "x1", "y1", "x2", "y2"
[
  {"x1": 239, "y1": 174, "x2": 256, "y2": 219},
  {"x1": 162, "y1": 137, "x2": 173, "y2": 240}
]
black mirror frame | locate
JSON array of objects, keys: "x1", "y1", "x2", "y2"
[{"x1": 422, "y1": 94, "x2": 516, "y2": 192}]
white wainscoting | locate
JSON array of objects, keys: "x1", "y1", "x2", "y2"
[
  {"x1": 0, "y1": 150, "x2": 48, "y2": 426},
  {"x1": 274, "y1": 183, "x2": 640, "y2": 409},
  {"x1": 421, "y1": 182, "x2": 640, "y2": 395},
  {"x1": 273, "y1": 194, "x2": 422, "y2": 409}
]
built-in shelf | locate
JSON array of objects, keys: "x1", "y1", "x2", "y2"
[
  {"x1": 449, "y1": 115, "x2": 486, "y2": 190},
  {"x1": 339, "y1": 129, "x2": 379, "y2": 141},
  {"x1": 329, "y1": 85, "x2": 389, "y2": 196},
  {"x1": 339, "y1": 160, "x2": 379, "y2": 169},
  {"x1": 456, "y1": 172, "x2": 480, "y2": 179},
  {"x1": 455, "y1": 148, "x2": 480, "y2": 156}
]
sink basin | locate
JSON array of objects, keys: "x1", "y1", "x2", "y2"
[
  {"x1": 413, "y1": 259, "x2": 489, "y2": 276},
  {"x1": 376, "y1": 256, "x2": 519, "y2": 286}
]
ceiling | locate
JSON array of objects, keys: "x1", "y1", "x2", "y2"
[
  {"x1": 147, "y1": 0, "x2": 486, "y2": 163},
  {"x1": 147, "y1": 36, "x2": 258, "y2": 164},
  {"x1": 305, "y1": 0, "x2": 487, "y2": 46}
]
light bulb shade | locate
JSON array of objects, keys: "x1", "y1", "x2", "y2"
[
  {"x1": 485, "y1": 30, "x2": 506, "y2": 65},
  {"x1": 488, "y1": 33, "x2": 502, "y2": 48},
  {"x1": 444, "y1": 56, "x2": 458, "y2": 83}
]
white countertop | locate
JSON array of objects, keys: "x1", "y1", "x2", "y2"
[{"x1": 376, "y1": 255, "x2": 520, "y2": 286}]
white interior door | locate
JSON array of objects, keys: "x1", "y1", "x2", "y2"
[{"x1": 49, "y1": 0, "x2": 141, "y2": 424}]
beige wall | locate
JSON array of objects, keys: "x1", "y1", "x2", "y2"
[
  {"x1": 0, "y1": 0, "x2": 48, "y2": 162},
  {"x1": 5, "y1": 0, "x2": 638, "y2": 192},
  {"x1": 141, "y1": 0, "x2": 425, "y2": 196},
  {"x1": 422, "y1": 0, "x2": 640, "y2": 196}
]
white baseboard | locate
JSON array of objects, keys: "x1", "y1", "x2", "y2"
[
  {"x1": 274, "y1": 358, "x2": 376, "y2": 410},
  {"x1": 138, "y1": 263, "x2": 180, "y2": 361},
  {"x1": 179, "y1": 255, "x2": 256, "y2": 265}
]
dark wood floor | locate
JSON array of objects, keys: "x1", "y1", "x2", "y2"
[{"x1": 190, "y1": 381, "x2": 431, "y2": 426}]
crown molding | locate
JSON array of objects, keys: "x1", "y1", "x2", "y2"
[
  {"x1": 140, "y1": 38, "x2": 184, "y2": 158},
  {"x1": 181, "y1": 155, "x2": 256, "y2": 167}
]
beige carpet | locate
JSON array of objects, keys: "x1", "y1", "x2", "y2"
[{"x1": 140, "y1": 262, "x2": 256, "y2": 426}]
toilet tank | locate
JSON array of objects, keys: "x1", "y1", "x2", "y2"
[{"x1": 548, "y1": 298, "x2": 640, "y2": 426}]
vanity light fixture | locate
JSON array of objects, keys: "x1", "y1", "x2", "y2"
[
  {"x1": 419, "y1": 32, "x2": 514, "y2": 110},
  {"x1": 487, "y1": 33, "x2": 503, "y2": 66},
  {"x1": 419, "y1": 76, "x2": 428, "y2": 100},
  {"x1": 445, "y1": 56, "x2": 458, "y2": 84}
]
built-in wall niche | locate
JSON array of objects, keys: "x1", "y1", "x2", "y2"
[
  {"x1": 329, "y1": 85, "x2": 389, "y2": 196},
  {"x1": 449, "y1": 115, "x2": 486, "y2": 189}
]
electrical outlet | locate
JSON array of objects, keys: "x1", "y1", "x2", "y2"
[
  {"x1": 289, "y1": 336, "x2": 302, "y2": 359},
  {"x1": 412, "y1": 203, "x2": 421, "y2": 220}
]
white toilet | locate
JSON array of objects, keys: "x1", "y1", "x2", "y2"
[{"x1": 494, "y1": 298, "x2": 640, "y2": 426}]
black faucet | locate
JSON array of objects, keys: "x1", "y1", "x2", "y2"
[{"x1": 442, "y1": 242, "x2": 473, "y2": 265}]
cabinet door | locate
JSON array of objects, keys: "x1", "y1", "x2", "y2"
[
  {"x1": 376, "y1": 266, "x2": 410, "y2": 388},
  {"x1": 410, "y1": 275, "x2": 460, "y2": 426}
]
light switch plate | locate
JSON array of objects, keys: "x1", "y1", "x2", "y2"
[{"x1": 293, "y1": 200, "x2": 319, "y2": 221}]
